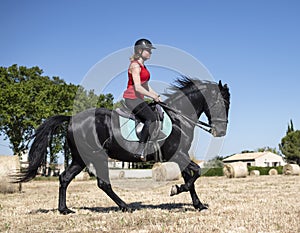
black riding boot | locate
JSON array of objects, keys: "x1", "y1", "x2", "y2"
[
  {"x1": 134, "y1": 120, "x2": 152, "y2": 161},
  {"x1": 135, "y1": 142, "x2": 147, "y2": 161}
]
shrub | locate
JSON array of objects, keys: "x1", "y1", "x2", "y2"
[
  {"x1": 202, "y1": 167, "x2": 223, "y2": 177},
  {"x1": 248, "y1": 166, "x2": 283, "y2": 175},
  {"x1": 200, "y1": 166, "x2": 283, "y2": 177}
]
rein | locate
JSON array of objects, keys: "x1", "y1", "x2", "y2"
[{"x1": 157, "y1": 102, "x2": 212, "y2": 134}]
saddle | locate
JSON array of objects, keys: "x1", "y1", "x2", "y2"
[{"x1": 115, "y1": 102, "x2": 172, "y2": 142}]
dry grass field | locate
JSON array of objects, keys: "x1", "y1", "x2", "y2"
[{"x1": 0, "y1": 175, "x2": 299, "y2": 233}]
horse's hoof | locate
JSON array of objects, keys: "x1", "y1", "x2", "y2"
[
  {"x1": 59, "y1": 208, "x2": 75, "y2": 215},
  {"x1": 170, "y1": 185, "x2": 179, "y2": 196},
  {"x1": 200, "y1": 208, "x2": 209, "y2": 213},
  {"x1": 197, "y1": 204, "x2": 209, "y2": 212}
]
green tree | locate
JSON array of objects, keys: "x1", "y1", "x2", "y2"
[
  {"x1": 0, "y1": 65, "x2": 75, "y2": 155},
  {"x1": 256, "y1": 147, "x2": 280, "y2": 154},
  {"x1": 279, "y1": 130, "x2": 300, "y2": 165},
  {"x1": 72, "y1": 87, "x2": 114, "y2": 113},
  {"x1": 203, "y1": 156, "x2": 224, "y2": 168},
  {"x1": 0, "y1": 64, "x2": 114, "y2": 159},
  {"x1": 287, "y1": 119, "x2": 294, "y2": 134}
]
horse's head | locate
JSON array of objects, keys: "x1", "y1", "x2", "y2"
[
  {"x1": 164, "y1": 77, "x2": 230, "y2": 137},
  {"x1": 204, "y1": 81, "x2": 230, "y2": 137}
]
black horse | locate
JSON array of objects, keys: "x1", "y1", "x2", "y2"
[{"x1": 16, "y1": 77, "x2": 230, "y2": 214}]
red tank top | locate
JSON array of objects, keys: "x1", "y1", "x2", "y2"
[{"x1": 123, "y1": 61, "x2": 150, "y2": 99}]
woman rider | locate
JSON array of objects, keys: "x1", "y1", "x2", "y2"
[{"x1": 123, "y1": 39, "x2": 161, "y2": 161}]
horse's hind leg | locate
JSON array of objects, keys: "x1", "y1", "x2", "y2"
[
  {"x1": 94, "y1": 154, "x2": 131, "y2": 212},
  {"x1": 97, "y1": 178, "x2": 131, "y2": 212},
  {"x1": 84, "y1": 150, "x2": 131, "y2": 212},
  {"x1": 58, "y1": 160, "x2": 85, "y2": 214}
]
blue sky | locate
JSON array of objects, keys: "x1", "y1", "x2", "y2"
[{"x1": 1, "y1": 0, "x2": 300, "y2": 159}]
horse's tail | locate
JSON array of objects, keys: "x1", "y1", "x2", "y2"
[{"x1": 15, "y1": 115, "x2": 71, "y2": 183}]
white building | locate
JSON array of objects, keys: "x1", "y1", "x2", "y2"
[{"x1": 223, "y1": 152, "x2": 286, "y2": 167}]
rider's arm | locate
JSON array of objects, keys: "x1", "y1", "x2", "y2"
[
  {"x1": 148, "y1": 85, "x2": 161, "y2": 102},
  {"x1": 130, "y1": 63, "x2": 160, "y2": 101}
]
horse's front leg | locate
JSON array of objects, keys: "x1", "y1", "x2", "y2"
[
  {"x1": 170, "y1": 161, "x2": 200, "y2": 195},
  {"x1": 182, "y1": 169, "x2": 209, "y2": 211},
  {"x1": 170, "y1": 161, "x2": 208, "y2": 211}
]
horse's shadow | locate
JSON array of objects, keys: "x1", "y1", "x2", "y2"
[
  {"x1": 78, "y1": 202, "x2": 195, "y2": 213},
  {"x1": 29, "y1": 202, "x2": 195, "y2": 214},
  {"x1": 29, "y1": 208, "x2": 57, "y2": 214}
]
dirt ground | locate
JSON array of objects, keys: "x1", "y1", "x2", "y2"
[{"x1": 0, "y1": 175, "x2": 299, "y2": 233}]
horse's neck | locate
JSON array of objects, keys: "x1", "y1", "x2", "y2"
[{"x1": 167, "y1": 94, "x2": 204, "y2": 120}]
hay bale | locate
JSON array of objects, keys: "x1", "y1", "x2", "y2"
[
  {"x1": 152, "y1": 162, "x2": 181, "y2": 181},
  {"x1": 0, "y1": 155, "x2": 22, "y2": 193},
  {"x1": 74, "y1": 171, "x2": 90, "y2": 181},
  {"x1": 283, "y1": 164, "x2": 300, "y2": 176},
  {"x1": 109, "y1": 170, "x2": 126, "y2": 180},
  {"x1": 249, "y1": 170, "x2": 260, "y2": 176},
  {"x1": 268, "y1": 168, "x2": 278, "y2": 176},
  {"x1": 119, "y1": 170, "x2": 125, "y2": 178},
  {"x1": 223, "y1": 162, "x2": 248, "y2": 178}
]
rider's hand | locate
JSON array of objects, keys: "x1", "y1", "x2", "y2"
[{"x1": 153, "y1": 95, "x2": 161, "y2": 102}]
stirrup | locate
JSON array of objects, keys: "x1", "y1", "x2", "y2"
[
  {"x1": 134, "y1": 143, "x2": 147, "y2": 161},
  {"x1": 134, "y1": 152, "x2": 147, "y2": 162},
  {"x1": 140, "y1": 155, "x2": 147, "y2": 162}
]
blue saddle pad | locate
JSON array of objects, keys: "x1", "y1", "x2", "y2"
[{"x1": 119, "y1": 109, "x2": 172, "y2": 141}]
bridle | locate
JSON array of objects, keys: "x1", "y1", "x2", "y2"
[
  {"x1": 204, "y1": 92, "x2": 229, "y2": 126},
  {"x1": 157, "y1": 102, "x2": 213, "y2": 133},
  {"x1": 157, "y1": 91, "x2": 228, "y2": 134}
]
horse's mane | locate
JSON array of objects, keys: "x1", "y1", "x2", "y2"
[{"x1": 164, "y1": 76, "x2": 230, "y2": 101}]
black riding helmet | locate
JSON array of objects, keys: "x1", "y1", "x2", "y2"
[{"x1": 134, "y1": 38, "x2": 156, "y2": 54}]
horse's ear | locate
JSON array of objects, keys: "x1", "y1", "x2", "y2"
[{"x1": 218, "y1": 80, "x2": 223, "y2": 87}]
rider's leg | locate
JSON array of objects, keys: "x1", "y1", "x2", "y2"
[
  {"x1": 135, "y1": 119, "x2": 151, "y2": 160},
  {"x1": 125, "y1": 99, "x2": 157, "y2": 160}
]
